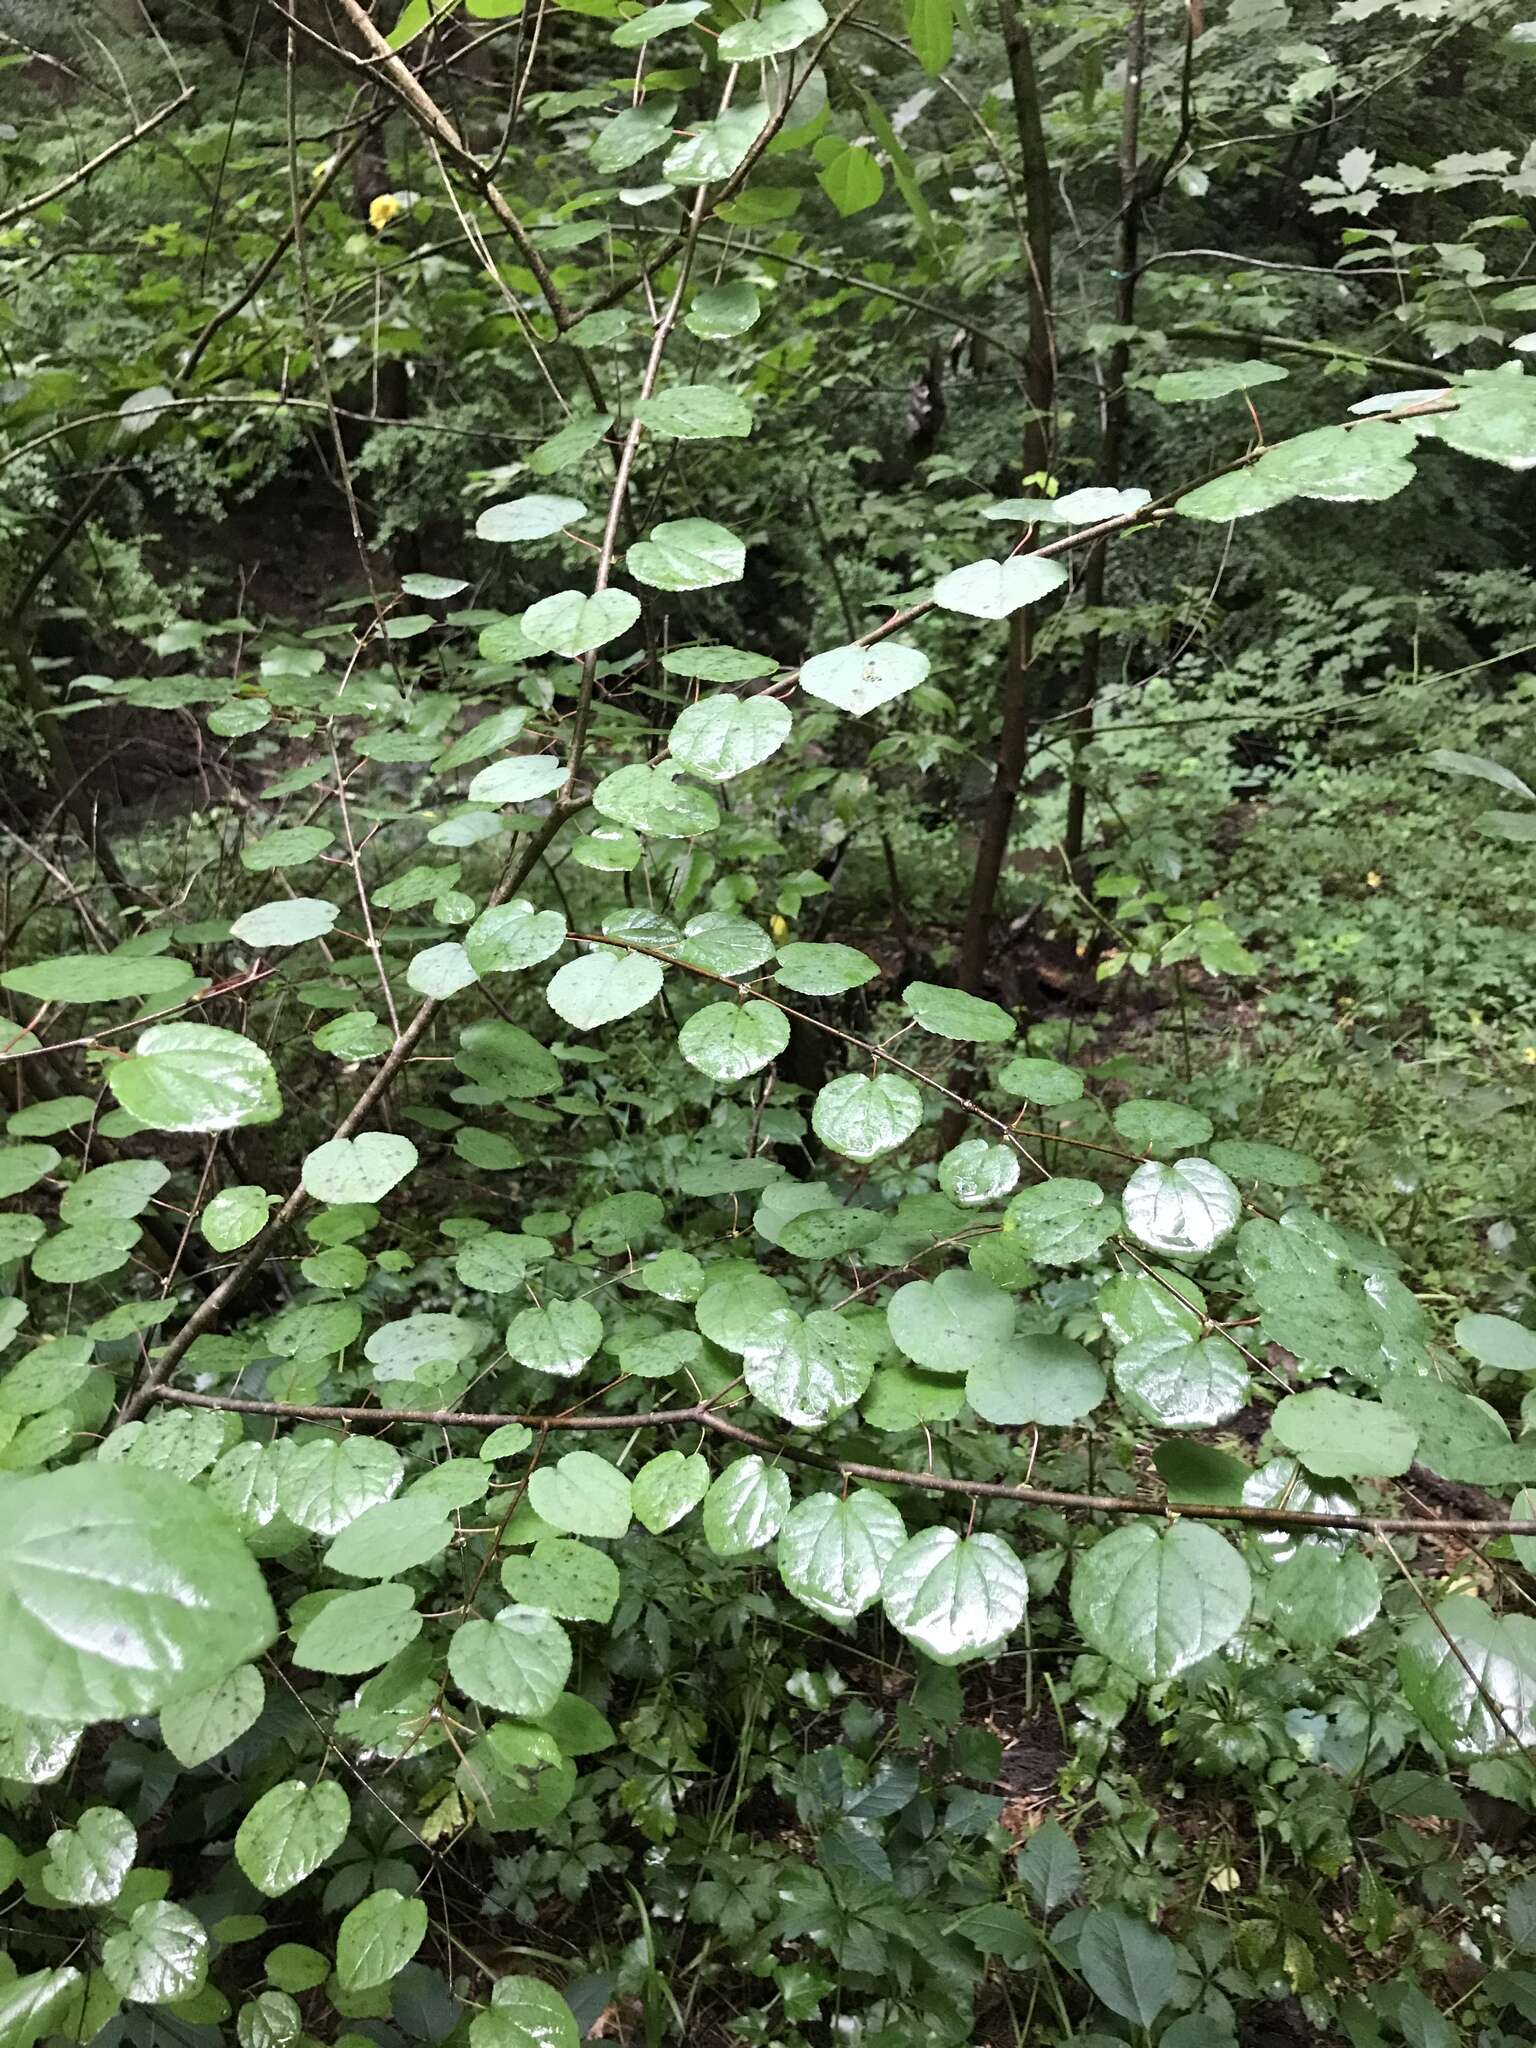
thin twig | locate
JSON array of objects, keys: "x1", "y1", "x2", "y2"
[{"x1": 149, "y1": 1390, "x2": 1536, "y2": 1538}]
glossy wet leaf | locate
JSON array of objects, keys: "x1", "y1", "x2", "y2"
[
  {"x1": 1265, "y1": 1544, "x2": 1380, "y2": 1649},
  {"x1": 1005, "y1": 1179, "x2": 1119, "y2": 1264},
  {"x1": 103, "y1": 1901, "x2": 208, "y2": 2005},
  {"x1": 669, "y1": 693, "x2": 790, "y2": 779},
  {"x1": 812, "y1": 1071, "x2": 922, "y2": 1160},
  {"x1": 1122, "y1": 1157, "x2": 1240, "y2": 1257},
  {"x1": 679, "y1": 999, "x2": 789, "y2": 1080},
  {"x1": 703, "y1": 1455, "x2": 791, "y2": 1555},
  {"x1": 1399, "y1": 1594, "x2": 1536, "y2": 1757},
  {"x1": 881, "y1": 1528, "x2": 1027, "y2": 1664},
  {"x1": 469, "y1": 1975, "x2": 578, "y2": 2048},
  {"x1": 741, "y1": 1306, "x2": 879, "y2": 1426},
  {"x1": 109, "y1": 1023, "x2": 280, "y2": 1133},
  {"x1": 777, "y1": 1490, "x2": 905, "y2": 1622},
  {"x1": 44, "y1": 1806, "x2": 136, "y2": 1905},
  {"x1": 0, "y1": 1464, "x2": 276, "y2": 1722}
]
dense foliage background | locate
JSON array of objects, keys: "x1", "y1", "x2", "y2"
[{"x1": 4, "y1": 2, "x2": 1536, "y2": 2045}]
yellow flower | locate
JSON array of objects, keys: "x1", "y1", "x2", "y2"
[
  {"x1": 369, "y1": 193, "x2": 404, "y2": 232},
  {"x1": 769, "y1": 914, "x2": 789, "y2": 942},
  {"x1": 1365, "y1": 870, "x2": 1382, "y2": 888},
  {"x1": 1522, "y1": 1046, "x2": 1536, "y2": 1065}
]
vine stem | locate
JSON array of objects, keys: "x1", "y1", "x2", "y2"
[{"x1": 148, "y1": 1388, "x2": 1536, "y2": 1538}]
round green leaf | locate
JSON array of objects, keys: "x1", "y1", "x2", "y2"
[
  {"x1": 812, "y1": 1071, "x2": 922, "y2": 1161},
  {"x1": 0, "y1": 954, "x2": 192, "y2": 1004},
  {"x1": 593, "y1": 761, "x2": 720, "y2": 837},
  {"x1": 506, "y1": 1299, "x2": 604, "y2": 1377},
  {"x1": 302, "y1": 1132, "x2": 418, "y2": 1204},
  {"x1": 240, "y1": 826, "x2": 334, "y2": 872},
  {"x1": 901, "y1": 980, "x2": 1015, "y2": 1043},
  {"x1": 0, "y1": 1464, "x2": 277, "y2": 1722},
  {"x1": 109, "y1": 1024, "x2": 281, "y2": 1133},
  {"x1": 678, "y1": 999, "x2": 789, "y2": 1080},
  {"x1": 547, "y1": 948, "x2": 664, "y2": 1029},
  {"x1": 527, "y1": 1451, "x2": 633, "y2": 1538},
  {"x1": 448, "y1": 1606, "x2": 571, "y2": 1716},
  {"x1": 938, "y1": 1139, "x2": 1020, "y2": 1205},
  {"x1": 502, "y1": 1538, "x2": 620, "y2": 1622},
  {"x1": 276, "y1": 1435, "x2": 403, "y2": 1537},
  {"x1": 684, "y1": 282, "x2": 762, "y2": 338},
  {"x1": 469, "y1": 1976, "x2": 578, "y2": 2048},
  {"x1": 1070, "y1": 1521, "x2": 1252, "y2": 1682},
  {"x1": 799, "y1": 640, "x2": 928, "y2": 715},
  {"x1": 1005, "y1": 1179, "x2": 1118, "y2": 1265},
  {"x1": 632, "y1": 1449, "x2": 710, "y2": 1532},
  {"x1": 159, "y1": 1664, "x2": 265, "y2": 1767},
  {"x1": 103, "y1": 1902, "x2": 208, "y2": 2005},
  {"x1": 1112, "y1": 1098, "x2": 1213, "y2": 1153},
  {"x1": 236, "y1": 1779, "x2": 350, "y2": 1897},
  {"x1": 718, "y1": 0, "x2": 825, "y2": 57},
  {"x1": 881, "y1": 1528, "x2": 1027, "y2": 1664},
  {"x1": 741, "y1": 1307, "x2": 879, "y2": 1426},
  {"x1": 467, "y1": 756, "x2": 569, "y2": 805},
  {"x1": 466, "y1": 900, "x2": 566, "y2": 976},
  {"x1": 997, "y1": 1055, "x2": 1083, "y2": 1105},
  {"x1": 628, "y1": 517, "x2": 745, "y2": 591},
  {"x1": 773, "y1": 942, "x2": 878, "y2": 994},
  {"x1": 475, "y1": 495, "x2": 587, "y2": 542},
  {"x1": 1271, "y1": 1388, "x2": 1418, "y2": 1478},
  {"x1": 324, "y1": 1498, "x2": 453, "y2": 1579},
  {"x1": 229, "y1": 900, "x2": 339, "y2": 949},
  {"x1": 522, "y1": 587, "x2": 640, "y2": 658},
  {"x1": 777, "y1": 1490, "x2": 905, "y2": 1623},
  {"x1": 668, "y1": 693, "x2": 790, "y2": 780},
  {"x1": 1399, "y1": 1593, "x2": 1536, "y2": 1758},
  {"x1": 966, "y1": 1335, "x2": 1106, "y2": 1425},
  {"x1": 1265, "y1": 1544, "x2": 1380, "y2": 1649},
  {"x1": 1114, "y1": 1333, "x2": 1250, "y2": 1429},
  {"x1": 292, "y1": 1583, "x2": 422, "y2": 1675},
  {"x1": 337, "y1": 1890, "x2": 428, "y2": 1993},
  {"x1": 44, "y1": 1806, "x2": 136, "y2": 1906},
  {"x1": 1456, "y1": 1312, "x2": 1536, "y2": 1372},
  {"x1": 703, "y1": 1455, "x2": 790, "y2": 1555},
  {"x1": 932, "y1": 555, "x2": 1068, "y2": 619},
  {"x1": 887, "y1": 1268, "x2": 1014, "y2": 1375},
  {"x1": 1121, "y1": 1157, "x2": 1240, "y2": 1257},
  {"x1": 633, "y1": 384, "x2": 754, "y2": 438}
]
